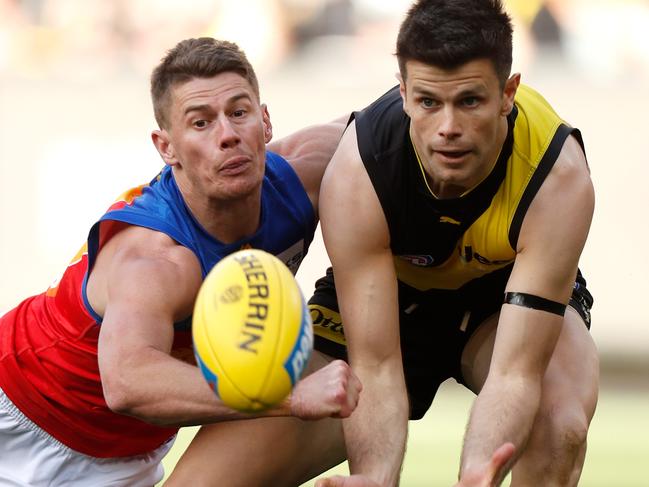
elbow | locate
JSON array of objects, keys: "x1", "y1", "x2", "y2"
[
  {"x1": 102, "y1": 373, "x2": 138, "y2": 416},
  {"x1": 102, "y1": 377, "x2": 172, "y2": 426}
]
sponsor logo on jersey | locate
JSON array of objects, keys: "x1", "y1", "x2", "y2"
[
  {"x1": 275, "y1": 240, "x2": 305, "y2": 274},
  {"x1": 237, "y1": 241, "x2": 305, "y2": 275},
  {"x1": 309, "y1": 304, "x2": 344, "y2": 336},
  {"x1": 398, "y1": 254, "x2": 435, "y2": 267}
]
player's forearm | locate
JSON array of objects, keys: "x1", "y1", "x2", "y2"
[
  {"x1": 344, "y1": 369, "x2": 409, "y2": 486},
  {"x1": 106, "y1": 349, "x2": 358, "y2": 426},
  {"x1": 460, "y1": 374, "x2": 542, "y2": 483},
  {"x1": 103, "y1": 347, "x2": 270, "y2": 426}
]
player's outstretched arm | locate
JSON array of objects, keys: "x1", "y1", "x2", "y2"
[
  {"x1": 318, "y1": 122, "x2": 409, "y2": 486},
  {"x1": 458, "y1": 135, "x2": 594, "y2": 485},
  {"x1": 94, "y1": 225, "x2": 235, "y2": 426},
  {"x1": 93, "y1": 225, "x2": 360, "y2": 426}
]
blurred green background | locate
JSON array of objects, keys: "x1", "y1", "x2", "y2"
[
  {"x1": 160, "y1": 376, "x2": 648, "y2": 486},
  {"x1": 2, "y1": 1, "x2": 648, "y2": 486}
]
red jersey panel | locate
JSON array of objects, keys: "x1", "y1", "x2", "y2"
[
  {"x1": 0, "y1": 183, "x2": 182, "y2": 457},
  {"x1": 0, "y1": 155, "x2": 315, "y2": 458}
]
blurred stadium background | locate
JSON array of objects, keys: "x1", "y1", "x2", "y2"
[{"x1": 1, "y1": 1, "x2": 647, "y2": 485}]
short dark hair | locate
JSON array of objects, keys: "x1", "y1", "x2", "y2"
[
  {"x1": 396, "y1": 0, "x2": 513, "y2": 87},
  {"x1": 150, "y1": 38, "x2": 259, "y2": 129}
]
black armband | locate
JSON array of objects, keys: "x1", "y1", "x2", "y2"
[{"x1": 503, "y1": 292, "x2": 566, "y2": 317}]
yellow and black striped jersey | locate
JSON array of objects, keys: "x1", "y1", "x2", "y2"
[{"x1": 353, "y1": 84, "x2": 585, "y2": 292}]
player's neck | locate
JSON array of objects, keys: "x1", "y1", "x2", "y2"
[
  {"x1": 185, "y1": 189, "x2": 263, "y2": 244},
  {"x1": 433, "y1": 116, "x2": 509, "y2": 199}
]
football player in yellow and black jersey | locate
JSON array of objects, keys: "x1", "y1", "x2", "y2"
[
  {"x1": 310, "y1": 1, "x2": 598, "y2": 486},
  {"x1": 162, "y1": 2, "x2": 597, "y2": 486}
]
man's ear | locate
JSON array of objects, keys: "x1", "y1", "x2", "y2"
[
  {"x1": 151, "y1": 129, "x2": 178, "y2": 167},
  {"x1": 261, "y1": 104, "x2": 273, "y2": 144},
  {"x1": 501, "y1": 73, "x2": 521, "y2": 116},
  {"x1": 397, "y1": 72, "x2": 409, "y2": 115}
]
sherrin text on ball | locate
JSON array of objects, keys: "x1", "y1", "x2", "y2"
[{"x1": 192, "y1": 249, "x2": 313, "y2": 412}]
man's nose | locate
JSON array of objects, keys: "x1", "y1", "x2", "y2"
[
  {"x1": 218, "y1": 118, "x2": 241, "y2": 149},
  {"x1": 438, "y1": 106, "x2": 462, "y2": 140}
]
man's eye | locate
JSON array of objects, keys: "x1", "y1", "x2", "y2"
[
  {"x1": 421, "y1": 98, "x2": 436, "y2": 108},
  {"x1": 463, "y1": 97, "x2": 480, "y2": 107},
  {"x1": 232, "y1": 109, "x2": 246, "y2": 118},
  {"x1": 193, "y1": 120, "x2": 208, "y2": 128}
]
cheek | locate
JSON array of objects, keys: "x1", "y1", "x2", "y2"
[
  {"x1": 175, "y1": 134, "x2": 203, "y2": 157},
  {"x1": 472, "y1": 116, "x2": 499, "y2": 142},
  {"x1": 251, "y1": 128, "x2": 268, "y2": 165},
  {"x1": 411, "y1": 116, "x2": 436, "y2": 141}
]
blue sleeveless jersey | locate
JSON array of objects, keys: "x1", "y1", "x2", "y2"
[
  {"x1": 0, "y1": 150, "x2": 317, "y2": 457},
  {"x1": 85, "y1": 151, "x2": 317, "y2": 323}
]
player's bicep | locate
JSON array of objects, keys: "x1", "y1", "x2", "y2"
[
  {"x1": 511, "y1": 134, "x2": 594, "y2": 300},
  {"x1": 491, "y1": 135, "x2": 594, "y2": 376},
  {"x1": 99, "y1": 238, "x2": 200, "y2": 365},
  {"x1": 320, "y1": 124, "x2": 400, "y2": 365}
]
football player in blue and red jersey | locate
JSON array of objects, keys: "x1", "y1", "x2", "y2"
[{"x1": 0, "y1": 37, "x2": 361, "y2": 486}]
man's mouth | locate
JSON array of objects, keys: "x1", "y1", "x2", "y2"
[
  {"x1": 220, "y1": 156, "x2": 251, "y2": 174},
  {"x1": 435, "y1": 149, "x2": 471, "y2": 161}
]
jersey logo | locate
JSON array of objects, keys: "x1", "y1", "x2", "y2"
[
  {"x1": 439, "y1": 216, "x2": 461, "y2": 225},
  {"x1": 275, "y1": 240, "x2": 305, "y2": 274},
  {"x1": 310, "y1": 305, "x2": 344, "y2": 336},
  {"x1": 399, "y1": 254, "x2": 435, "y2": 267},
  {"x1": 238, "y1": 241, "x2": 305, "y2": 274}
]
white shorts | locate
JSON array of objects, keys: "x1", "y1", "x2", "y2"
[{"x1": 0, "y1": 387, "x2": 175, "y2": 486}]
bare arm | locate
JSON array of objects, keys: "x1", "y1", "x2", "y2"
[
  {"x1": 457, "y1": 135, "x2": 595, "y2": 485},
  {"x1": 93, "y1": 226, "x2": 360, "y2": 427},
  {"x1": 319, "y1": 123, "x2": 409, "y2": 486},
  {"x1": 267, "y1": 115, "x2": 347, "y2": 215},
  {"x1": 96, "y1": 226, "x2": 237, "y2": 426}
]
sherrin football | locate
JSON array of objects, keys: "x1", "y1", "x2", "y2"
[{"x1": 192, "y1": 249, "x2": 313, "y2": 412}]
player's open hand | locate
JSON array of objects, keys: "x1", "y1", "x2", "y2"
[
  {"x1": 315, "y1": 474, "x2": 382, "y2": 487},
  {"x1": 290, "y1": 360, "x2": 362, "y2": 420},
  {"x1": 454, "y1": 443, "x2": 515, "y2": 487}
]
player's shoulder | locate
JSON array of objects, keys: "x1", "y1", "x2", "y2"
[
  {"x1": 354, "y1": 85, "x2": 409, "y2": 152},
  {"x1": 358, "y1": 85, "x2": 402, "y2": 119},
  {"x1": 544, "y1": 134, "x2": 593, "y2": 205},
  {"x1": 523, "y1": 133, "x2": 593, "y2": 233},
  {"x1": 105, "y1": 225, "x2": 199, "y2": 277},
  {"x1": 89, "y1": 224, "x2": 201, "y2": 319}
]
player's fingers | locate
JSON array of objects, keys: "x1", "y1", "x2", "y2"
[
  {"x1": 349, "y1": 367, "x2": 362, "y2": 394},
  {"x1": 487, "y1": 442, "x2": 515, "y2": 483},
  {"x1": 331, "y1": 362, "x2": 362, "y2": 418},
  {"x1": 343, "y1": 371, "x2": 362, "y2": 416},
  {"x1": 315, "y1": 475, "x2": 344, "y2": 487},
  {"x1": 492, "y1": 442, "x2": 515, "y2": 468},
  {"x1": 349, "y1": 371, "x2": 363, "y2": 402}
]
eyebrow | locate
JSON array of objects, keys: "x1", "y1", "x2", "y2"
[
  {"x1": 183, "y1": 93, "x2": 252, "y2": 116},
  {"x1": 412, "y1": 85, "x2": 487, "y2": 99},
  {"x1": 456, "y1": 86, "x2": 487, "y2": 97}
]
